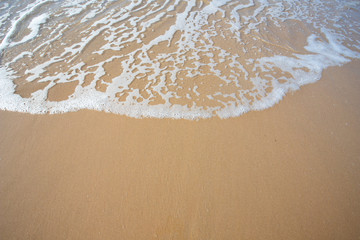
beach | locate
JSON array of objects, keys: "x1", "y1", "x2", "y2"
[
  {"x1": 1, "y1": 0, "x2": 360, "y2": 239},
  {"x1": 1, "y1": 60, "x2": 359, "y2": 239}
]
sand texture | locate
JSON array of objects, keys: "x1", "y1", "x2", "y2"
[{"x1": 0, "y1": 60, "x2": 359, "y2": 239}]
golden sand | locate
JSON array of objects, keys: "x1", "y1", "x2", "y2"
[{"x1": 0, "y1": 60, "x2": 360, "y2": 239}]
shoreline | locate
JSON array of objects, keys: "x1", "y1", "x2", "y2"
[{"x1": 0, "y1": 60, "x2": 360, "y2": 239}]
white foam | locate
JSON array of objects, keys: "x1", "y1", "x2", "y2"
[
  {"x1": 0, "y1": 0, "x2": 359, "y2": 119},
  {"x1": 10, "y1": 14, "x2": 49, "y2": 47},
  {"x1": 210, "y1": 0, "x2": 233, "y2": 7},
  {"x1": 0, "y1": 0, "x2": 52, "y2": 53}
]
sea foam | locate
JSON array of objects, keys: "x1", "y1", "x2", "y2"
[{"x1": 0, "y1": 0, "x2": 359, "y2": 119}]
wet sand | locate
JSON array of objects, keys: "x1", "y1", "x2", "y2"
[{"x1": 0, "y1": 60, "x2": 360, "y2": 239}]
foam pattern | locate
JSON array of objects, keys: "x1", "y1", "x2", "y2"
[{"x1": 0, "y1": 0, "x2": 359, "y2": 119}]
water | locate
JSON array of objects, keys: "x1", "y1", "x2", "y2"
[{"x1": 0, "y1": 0, "x2": 359, "y2": 119}]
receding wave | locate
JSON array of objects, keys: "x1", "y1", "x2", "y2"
[{"x1": 0, "y1": 0, "x2": 359, "y2": 119}]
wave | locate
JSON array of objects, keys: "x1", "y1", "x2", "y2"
[{"x1": 0, "y1": 0, "x2": 359, "y2": 119}]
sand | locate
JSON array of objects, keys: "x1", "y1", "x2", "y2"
[{"x1": 0, "y1": 60, "x2": 360, "y2": 239}]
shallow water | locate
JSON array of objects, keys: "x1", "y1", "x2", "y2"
[{"x1": 0, "y1": 0, "x2": 359, "y2": 119}]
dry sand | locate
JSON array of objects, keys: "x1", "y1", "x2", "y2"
[{"x1": 0, "y1": 60, "x2": 360, "y2": 239}]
